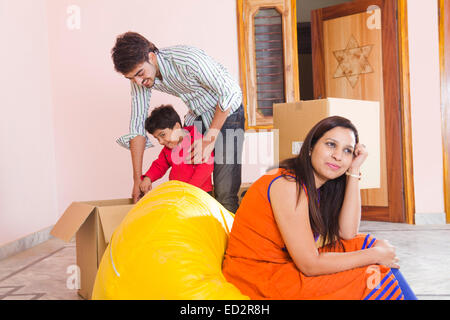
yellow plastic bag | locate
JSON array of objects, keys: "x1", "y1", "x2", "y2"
[{"x1": 92, "y1": 180, "x2": 249, "y2": 300}]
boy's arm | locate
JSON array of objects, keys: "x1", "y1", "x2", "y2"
[{"x1": 143, "y1": 148, "x2": 171, "y2": 183}]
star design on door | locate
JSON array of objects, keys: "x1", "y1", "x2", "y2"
[{"x1": 332, "y1": 36, "x2": 374, "y2": 88}]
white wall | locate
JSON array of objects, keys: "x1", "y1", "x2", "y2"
[
  {"x1": 0, "y1": 0, "x2": 58, "y2": 245},
  {"x1": 408, "y1": 0, "x2": 445, "y2": 219}
]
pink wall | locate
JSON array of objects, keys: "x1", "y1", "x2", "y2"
[
  {"x1": 1, "y1": 0, "x2": 268, "y2": 246},
  {"x1": 0, "y1": 0, "x2": 58, "y2": 245},
  {"x1": 1, "y1": 0, "x2": 447, "y2": 246},
  {"x1": 407, "y1": 0, "x2": 445, "y2": 216},
  {"x1": 45, "y1": 0, "x2": 243, "y2": 216}
]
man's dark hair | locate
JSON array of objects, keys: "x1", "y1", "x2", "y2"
[
  {"x1": 111, "y1": 31, "x2": 159, "y2": 74},
  {"x1": 145, "y1": 105, "x2": 182, "y2": 134}
]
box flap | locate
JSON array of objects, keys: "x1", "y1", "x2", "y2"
[
  {"x1": 97, "y1": 204, "x2": 133, "y2": 243},
  {"x1": 50, "y1": 202, "x2": 96, "y2": 242},
  {"x1": 81, "y1": 198, "x2": 134, "y2": 207}
]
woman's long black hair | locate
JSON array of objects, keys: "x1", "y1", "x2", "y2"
[{"x1": 279, "y1": 116, "x2": 359, "y2": 247}]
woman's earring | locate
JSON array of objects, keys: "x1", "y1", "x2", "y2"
[{"x1": 308, "y1": 150, "x2": 312, "y2": 156}]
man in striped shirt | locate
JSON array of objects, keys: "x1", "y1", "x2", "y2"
[{"x1": 112, "y1": 32, "x2": 245, "y2": 213}]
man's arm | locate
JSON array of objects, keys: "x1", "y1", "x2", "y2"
[
  {"x1": 185, "y1": 48, "x2": 242, "y2": 162},
  {"x1": 189, "y1": 104, "x2": 230, "y2": 163},
  {"x1": 126, "y1": 81, "x2": 152, "y2": 203},
  {"x1": 205, "y1": 103, "x2": 230, "y2": 140},
  {"x1": 186, "y1": 47, "x2": 242, "y2": 116},
  {"x1": 203, "y1": 103, "x2": 231, "y2": 160},
  {"x1": 130, "y1": 135, "x2": 146, "y2": 203},
  {"x1": 188, "y1": 145, "x2": 214, "y2": 188}
]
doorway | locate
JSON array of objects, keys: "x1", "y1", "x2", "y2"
[
  {"x1": 296, "y1": 0, "x2": 352, "y2": 100},
  {"x1": 296, "y1": 0, "x2": 406, "y2": 223}
]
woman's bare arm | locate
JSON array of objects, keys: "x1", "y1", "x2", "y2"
[
  {"x1": 337, "y1": 173, "x2": 362, "y2": 239},
  {"x1": 270, "y1": 177, "x2": 379, "y2": 276},
  {"x1": 338, "y1": 143, "x2": 368, "y2": 239}
]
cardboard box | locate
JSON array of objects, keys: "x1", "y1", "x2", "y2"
[
  {"x1": 50, "y1": 199, "x2": 134, "y2": 300},
  {"x1": 49, "y1": 183, "x2": 251, "y2": 300},
  {"x1": 212, "y1": 183, "x2": 252, "y2": 205},
  {"x1": 238, "y1": 183, "x2": 252, "y2": 203},
  {"x1": 273, "y1": 98, "x2": 380, "y2": 189}
]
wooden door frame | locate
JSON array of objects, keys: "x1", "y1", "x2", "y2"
[
  {"x1": 236, "y1": 0, "x2": 300, "y2": 131},
  {"x1": 439, "y1": 0, "x2": 450, "y2": 223},
  {"x1": 397, "y1": 0, "x2": 415, "y2": 224},
  {"x1": 311, "y1": 0, "x2": 407, "y2": 223}
]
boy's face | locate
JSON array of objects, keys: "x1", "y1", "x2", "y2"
[
  {"x1": 152, "y1": 123, "x2": 183, "y2": 149},
  {"x1": 124, "y1": 52, "x2": 158, "y2": 88}
]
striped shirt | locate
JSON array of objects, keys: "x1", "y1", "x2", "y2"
[{"x1": 116, "y1": 45, "x2": 243, "y2": 149}]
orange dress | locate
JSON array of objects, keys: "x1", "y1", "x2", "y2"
[{"x1": 222, "y1": 169, "x2": 404, "y2": 300}]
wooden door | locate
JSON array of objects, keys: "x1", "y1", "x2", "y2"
[{"x1": 311, "y1": 0, "x2": 405, "y2": 222}]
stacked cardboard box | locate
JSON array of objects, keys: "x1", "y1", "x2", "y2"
[{"x1": 273, "y1": 98, "x2": 380, "y2": 189}]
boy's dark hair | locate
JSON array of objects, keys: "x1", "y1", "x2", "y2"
[
  {"x1": 145, "y1": 105, "x2": 182, "y2": 134},
  {"x1": 111, "y1": 31, "x2": 159, "y2": 74}
]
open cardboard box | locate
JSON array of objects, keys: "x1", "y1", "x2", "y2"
[
  {"x1": 49, "y1": 184, "x2": 251, "y2": 300},
  {"x1": 50, "y1": 199, "x2": 134, "y2": 300}
]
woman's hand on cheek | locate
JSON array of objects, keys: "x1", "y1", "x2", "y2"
[{"x1": 349, "y1": 143, "x2": 368, "y2": 172}]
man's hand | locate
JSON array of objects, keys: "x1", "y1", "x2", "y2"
[
  {"x1": 139, "y1": 176, "x2": 153, "y2": 195},
  {"x1": 130, "y1": 136, "x2": 146, "y2": 203},
  {"x1": 187, "y1": 137, "x2": 215, "y2": 164},
  {"x1": 132, "y1": 180, "x2": 144, "y2": 204},
  {"x1": 186, "y1": 104, "x2": 228, "y2": 164}
]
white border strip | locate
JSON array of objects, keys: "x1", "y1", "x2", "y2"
[
  {"x1": 414, "y1": 212, "x2": 446, "y2": 225},
  {"x1": 0, "y1": 225, "x2": 54, "y2": 261}
]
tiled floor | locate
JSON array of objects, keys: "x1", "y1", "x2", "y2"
[{"x1": 0, "y1": 221, "x2": 449, "y2": 300}]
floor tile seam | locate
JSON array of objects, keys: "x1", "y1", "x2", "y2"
[{"x1": 0, "y1": 246, "x2": 67, "y2": 283}]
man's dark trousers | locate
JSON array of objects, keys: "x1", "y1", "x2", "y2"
[{"x1": 194, "y1": 105, "x2": 245, "y2": 213}]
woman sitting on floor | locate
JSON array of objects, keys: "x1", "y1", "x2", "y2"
[{"x1": 222, "y1": 116, "x2": 417, "y2": 300}]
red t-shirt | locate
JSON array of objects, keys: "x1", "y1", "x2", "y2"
[{"x1": 142, "y1": 125, "x2": 214, "y2": 192}]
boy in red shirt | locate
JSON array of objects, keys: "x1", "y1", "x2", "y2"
[{"x1": 139, "y1": 105, "x2": 214, "y2": 196}]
